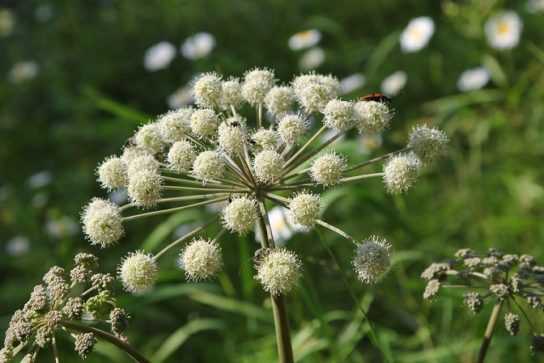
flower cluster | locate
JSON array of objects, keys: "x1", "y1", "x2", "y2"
[
  {"x1": 81, "y1": 68, "x2": 447, "y2": 298},
  {"x1": 422, "y1": 248, "x2": 544, "y2": 353},
  {"x1": 0, "y1": 253, "x2": 130, "y2": 362}
]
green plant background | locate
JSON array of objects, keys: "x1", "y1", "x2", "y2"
[{"x1": 1, "y1": 0, "x2": 543, "y2": 362}]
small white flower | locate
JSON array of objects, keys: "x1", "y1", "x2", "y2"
[
  {"x1": 158, "y1": 108, "x2": 193, "y2": 143},
  {"x1": 527, "y1": 0, "x2": 544, "y2": 13},
  {"x1": 134, "y1": 123, "x2": 165, "y2": 154},
  {"x1": 192, "y1": 151, "x2": 225, "y2": 182},
  {"x1": 181, "y1": 32, "x2": 216, "y2": 60},
  {"x1": 9, "y1": 61, "x2": 39, "y2": 83},
  {"x1": 264, "y1": 86, "x2": 295, "y2": 116},
  {"x1": 254, "y1": 150, "x2": 283, "y2": 184},
  {"x1": 256, "y1": 249, "x2": 302, "y2": 296},
  {"x1": 252, "y1": 128, "x2": 280, "y2": 151},
  {"x1": 220, "y1": 78, "x2": 244, "y2": 110},
  {"x1": 380, "y1": 71, "x2": 407, "y2": 97},
  {"x1": 193, "y1": 73, "x2": 222, "y2": 109},
  {"x1": 190, "y1": 108, "x2": 219, "y2": 138},
  {"x1": 485, "y1": 11, "x2": 522, "y2": 50},
  {"x1": 353, "y1": 236, "x2": 392, "y2": 284},
  {"x1": 400, "y1": 16, "x2": 435, "y2": 53},
  {"x1": 242, "y1": 68, "x2": 276, "y2": 106},
  {"x1": 288, "y1": 29, "x2": 321, "y2": 50},
  {"x1": 6, "y1": 236, "x2": 30, "y2": 256},
  {"x1": 179, "y1": 239, "x2": 222, "y2": 281},
  {"x1": 278, "y1": 114, "x2": 306, "y2": 145},
  {"x1": 354, "y1": 100, "x2": 392, "y2": 134},
  {"x1": 457, "y1": 67, "x2": 490, "y2": 92},
  {"x1": 167, "y1": 85, "x2": 194, "y2": 109},
  {"x1": 323, "y1": 99, "x2": 356, "y2": 131},
  {"x1": 82, "y1": 198, "x2": 124, "y2": 247},
  {"x1": 28, "y1": 170, "x2": 52, "y2": 189},
  {"x1": 407, "y1": 125, "x2": 448, "y2": 164},
  {"x1": 222, "y1": 197, "x2": 258, "y2": 234},
  {"x1": 310, "y1": 152, "x2": 346, "y2": 186},
  {"x1": 292, "y1": 74, "x2": 339, "y2": 113},
  {"x1": 126, "y1": 154, "x2": 159, "y2": 177},
  {"x1": 97, "y1": 156, "x2": 128, "y2": 190},
  {"x1": 218, "y1": 121, "x2": 246, "y2": 155},
  {"x1": 119, "y1": 251, "x2": 158, "y2": 294},
  {"x1": 127, "y1": 170, "x2": 162, "y2": 208},
  {"x1": 299, "y1": 47, "x2": 325, "y2": 70},
  {"x1": 264, "y1": 207, "x2": 300, "y2": 244},
  {"x1": 167, "y1": 140, "x2": 197, "y2": 173},
  {"x1": 339, "y1": 74, "x2": 366, "y2": 95},
  {"x1": 143, "y1": 41, "x2": 176, "y2": 71},
  {"x1": 383, "y1": 153, "x2": 421, "y2": 194},
  {"x1": 289, "y1": 192, "x2": 320, "y2": 228}
]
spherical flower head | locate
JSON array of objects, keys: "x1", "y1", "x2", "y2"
[
  {"x1": 74, "y1": 332, "x2": 96, "y2": 359},
  {"x1": 278, "y1": 114, "x2": 306, "y2": 145},
  {"x1": 190, "y1": 108, "x2": 219, "y2": 138},
  {"x1": 251, "y1": 128, "x2": 280, "y2": 151},
  {"x1": 220, "y1": 78, "x2": 244, "y2": 110},
  {"x1": 254, "y1": 150, "x2": 283, "y2": 184},
  {"x1": 310, "y1": 152, "x2": 346, "y2": 186},
  {"x1": 222, "y1": 196, "x2": 258, "y2": 234},
  {"x1": 323, "y1": 99, "x2": 356, "y2": 131},
  {"x1": 256, "y1": 249, "x2": 302, "y2": 296},
  {"x1": 289, "y1": 192, "x2": 320, "y2": 228},
  {"x1": 97, "y1": 156, "x2": 128, "y2": 190},
  {"x1": 383, "y1": 153, "x2": 421, "y2": 194},
  {"x1": 485, "y1": 11, "x2": 522, "y2": 50},
  {"x1": 167, "y1": 140, "x2": 197, "y2": 173},
  {"x1": 407, "y1": 125, "x2": 448, "y2": 164},
  {"x1": 158, "y1": 108, "x2": 193, "y2": 143},
  {"x1": 504, "y1": 312, "x2": 520, "y2": 336},
  {"x1": 121, "y1": 146, "x2": 151, "y2": 165},
  {"x1": 127, "y1": 154, "x2": 159, "y2": 178},
  {"x1": 192, "y1": 150, "x2": 225, "y2": 182},
  {"x1": 82, "y1": 198, "x2": 124, "y2": 248},
  {"x1": 127, "y1": 170, "x2": 162, "y2": 208},
  {"x1": 353, "y1": 236, "x2": 392, "y2": 284},
  {"x1": 218, "y1": 122, "x2": 246, "y2": 155},
  {"x1": 264, "y1": 86, "x2": 295, "y2": 116},
  {"x1": 118, "y1": 251, "x2": 158, "y2": 294},
  {"x1": 354, "y1": 100, "x2": 392, "y2": 134},
  {"x1": 400, "y1": 16, "x2": 435, "y2": 53},
  {"x1": 292, "y1": 73, "x2": 339, "y2": 113},
  {"x1": 193, "y1": 72, "x2": 222, "y2": 108},
  {"x1": 179, "y1": 239, "x2": 222, "y2": 281},
  {"x1": 134, "y1": 123, "x2": 165, "y2": 154},
  {"x1": 241, "y1": 68, "x2": 275, "y2": 105}
]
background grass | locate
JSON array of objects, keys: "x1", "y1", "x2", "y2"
[{"x1": 1, "y1": 0, "x2": 543, "y2": 362}]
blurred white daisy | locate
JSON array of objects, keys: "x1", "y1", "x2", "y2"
[
  {"x1": 527, "y1": 0, "x2": 544, "y2": 13},
  {"x1": 321, "y1": 128, "x2": 345, "y2": 143},
  {"x1": 109, "y1": 189, "x2": 128, "y2": 204},
  {"x1": 9, "y1": 61, "x2": 39, "y2": 83},
  {"x1": 358, "y1": 133, "x2": 383, "y2": 155},
  {"x1": 45, "y1": 216, "x2": 79, "y2": 239},
  {"x1": 0, "y1": 9, "x2": 14, "y2": 37},
  {"x1": 288, "y1": 29, "x2": 321, "y2": 50},
  {"x1": 27, "y1": 170, "x2": 52, "y2": 188},
  {"x1": 339, "y1": 73, "x2": 366, "y2": 95},
  {"x1": 457, "y1": 67, "x2": 490, "y2": 92},
  {"x1": 400, "y1": 16, "x2": 435, "y2": 53},
  {"x1": 381, "y1": 71, "x2": 407, "y2": 97},
  {"x1": 167, "y1": 85, "x2": 194, "y2": 109},
  {"x1": 485, "y1": 11, "x2": 522, "y2": 50},
  {"x1": 299, "y1": 47, "x2": 325, "y2": 70},
  {"x1": 6, "y1": 236, "x2": 29, "y2": 256},
  {"x1": 256, "y1": 206, "x2": 303, "y2": 246},
  {"x1": 181, "y1": 32, "x2": 216, "y2": 60},
  {"x1": 144, "y1": 41, "x2": 176, "y2": 71}
]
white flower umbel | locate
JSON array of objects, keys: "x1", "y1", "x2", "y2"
[
  {"x1": 256, "y1": 249, "x2": 302, "y2": 296},
  {"x1": 353, "y1": 236, "x2": 391, "y2": 284},
  {"x1": 82, "y1": 68, "x2": 447, "y2": 362},
  {"x1": 383, "y1": 153, "x2": 421, "y2": 194},
  {"x1": 193, "y1": 73, "x2": 222, "y2": 109},
  {"x1": 158, "y1": 108, "x2": 193, "y2": 143},
  {"x1": 143, "y1": 41, "x2": 176, "y2": 71},
  {"x1": 82, "y1": 198, "x2": 124, "y2": 248},
  {"x1": 457, "y1": 67, "x2": 490, "y2": 92},
  {"x1": 485, "y1": 11, "x2": 522, "y2": 50},
  {"x1": 222, "y1": 197, "x2": 258, "y2": 234},
  {"x1": 288, "y1": 29, "x2": 321, "y2": 50},
  {"x1": 354, "y1": 100, "x2": 392, "y2": 134},
  {"x1": 179, "y1": 239, "x2": 222, "y2": 281},
  {"x1": 278, "y1": 114, "x2": 306, "y2": 145},
  {"x1": 97, "y1": 156, "x2": 128, "y2": 190},
  {"x1": 400, "y1": 17, "x2": 435, "y2": 53},
  {"x1": 119, "y1": 251, "x2": 158, "y2": 294},
  {"x1": 181, "y1": 32, "x2": 216, "y2": 60}
]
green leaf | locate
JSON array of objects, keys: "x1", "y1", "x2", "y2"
[
  {"x1": 82, "y1": 86, "x2": 150, "y2": 123},
  {"x1": 152, "y1": 319, "x2": 224, "y2": 363}
]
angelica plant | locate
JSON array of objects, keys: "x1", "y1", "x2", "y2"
[
  {"x1": 0, "y1": 253, "x2": 147, "y2": 363},
  {"x1": 81, "y1": 68, "x2": 447, "y2": 362},
  {"x1": 422, "y1": 248, "x2": 544, "y2": 362}
]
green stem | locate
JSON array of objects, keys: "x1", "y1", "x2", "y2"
[
  {"x1": 60, "y1": 321, "x2": 150, "y2": 363},
  {"x1": 315, "y1": 219, "x2": 356, "y2": 243},
  {"x1": 256, "y1": 200, "x2": 295, "y2": 363},
  {"x1": 477, "y1": 302, "x2": 503, "y2": 363},
  {"x1": 153, "y1": 219, "x2": 216, "y2": 259},
  {"x1": 282, "y1": 125, "x2": 327, "y2": 171},
  {"x1": 345, "y1": 148, "x2": 410, "y2": 173},
  {"x1": 122, "y1": 197, "x2": 227, "y2": 221}
]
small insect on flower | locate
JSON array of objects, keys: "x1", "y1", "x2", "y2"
[
  {"x1": 352, "y1": 236, "x2": 392, "y2": 284},
  {"x1": 359, "y1": 92, "x2": 391, "y2": 104},
  {"x1": 119, "y1": 251, "x2": 158, "y2": 294},
  {"x1": 179, "y1": 238, "x2": 223, "y2": 281}
]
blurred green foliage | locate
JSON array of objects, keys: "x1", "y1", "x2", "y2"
[{"x1": 1, "y1": 0, "x2": 543, "y2": 362}]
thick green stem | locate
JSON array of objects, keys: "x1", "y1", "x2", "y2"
[
  {"x1": 60, "y1": 321, "x2": 150, "y2": 363},
  {"x1": 257, "y1": 200, "x2": 295, "y2": 363},
  {"x1": 477, "y1": 302, "x2": 503, "y2": 363}
]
